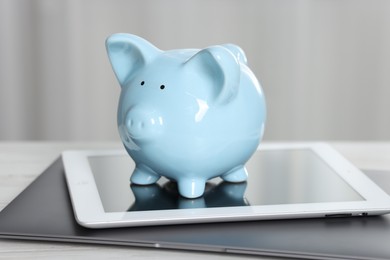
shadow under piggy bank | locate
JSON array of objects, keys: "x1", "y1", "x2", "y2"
[{"x1": 128, "y1": 181, "x2": 249, "y2": 211}]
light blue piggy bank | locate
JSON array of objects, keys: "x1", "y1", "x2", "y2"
[{"x1": 106, "y1": 34, "x2": 266, "y2": 199}]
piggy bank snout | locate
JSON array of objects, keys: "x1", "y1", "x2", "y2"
[{"x1": 125, "y1": 106, "x2": 164, "y2": 140}]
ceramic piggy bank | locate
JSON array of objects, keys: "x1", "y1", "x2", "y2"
[{"x1": 106, "y1": 33, "x2": 266, "y2": 198}]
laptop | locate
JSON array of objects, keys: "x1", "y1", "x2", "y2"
[{"x1": 1, "y1": 146, "x2": 390, "y2": 259}]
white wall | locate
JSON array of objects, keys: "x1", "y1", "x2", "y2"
[{"x1": 1, "y1": 0, "x2": 390, "y2": 140}]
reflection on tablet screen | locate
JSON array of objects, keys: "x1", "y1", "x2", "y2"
[{"x1": 88, "y1": 149, "x2": 363, "y2": 213}]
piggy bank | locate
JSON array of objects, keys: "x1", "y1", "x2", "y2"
[{"x1": 106, "y1": 33, "x2": 266, "y2": 198}]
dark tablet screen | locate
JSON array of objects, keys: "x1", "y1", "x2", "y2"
[{"x1": 88, "y1": 149, "x2": 362, "y2": 213}]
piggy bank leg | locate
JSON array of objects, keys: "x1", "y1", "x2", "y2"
[
  {"x1": 130, "y1": 164, "x2": 160, "y2": 185},
  {"x1": 178, "y1": 178, "x2": 206, "y2": 199},
  {"x1": 221, "y1": 166, "x2": 248, "y2": 183}
]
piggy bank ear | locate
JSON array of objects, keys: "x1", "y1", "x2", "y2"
[
  {"x1": 106, "y1": 34, "x2": 160, "y2": 86},
  {"x1": 222, "y1": 44, "x2": 248, "y2": 65},
  {"x1": 185, "y1": 46, "x2": 241, "y2": 104}
]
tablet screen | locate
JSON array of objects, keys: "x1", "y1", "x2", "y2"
[{"x1": 88, "y1": 149, "x2": 363, "y2": 213}]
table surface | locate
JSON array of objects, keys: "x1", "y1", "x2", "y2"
[{"x1": 1, "y1": 141, "x2": 390, "y2": 259}]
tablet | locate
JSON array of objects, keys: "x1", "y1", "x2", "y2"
[{"x1": 62, "y1": 143, "x2": 390, "y2": 228}]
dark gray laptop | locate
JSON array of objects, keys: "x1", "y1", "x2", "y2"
[{"x1": 1, "y1": 157, "x2": 390, "y2": 259}]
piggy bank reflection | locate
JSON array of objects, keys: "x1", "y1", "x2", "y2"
[
  {"x1": 128, "y1": 181, "x2": 249, "y2": 211},
  {"x1": 106, "y1": 33, "x2": 266, "y2": 199}
]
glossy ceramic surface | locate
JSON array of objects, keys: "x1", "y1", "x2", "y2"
[{"x1": 106, "y1": 33, "x2": 266, "y2": 198}]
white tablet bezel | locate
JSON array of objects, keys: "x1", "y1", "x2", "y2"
[{"x1": 62, "y1": 143, "x2": 390, "y2": 228}]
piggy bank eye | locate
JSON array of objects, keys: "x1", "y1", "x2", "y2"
[
  {"x1": 160, "y1": 85, "x2": 165, "y2": 90},
  {"x1": 140, "y1": 81, "x2": 145, "y2": 86}
]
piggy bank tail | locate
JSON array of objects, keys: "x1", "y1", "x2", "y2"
[{"x1": 222, "y1": 44, "x2": 248, "y2": 65}]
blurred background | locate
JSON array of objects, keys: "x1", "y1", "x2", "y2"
[{"x1": 0, "y1": 0, "x2": 389, "y2": 141}]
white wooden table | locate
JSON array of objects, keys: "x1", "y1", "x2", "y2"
[{"x1": 1, "y1": 141, "x2": 390, "y2": 259}]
